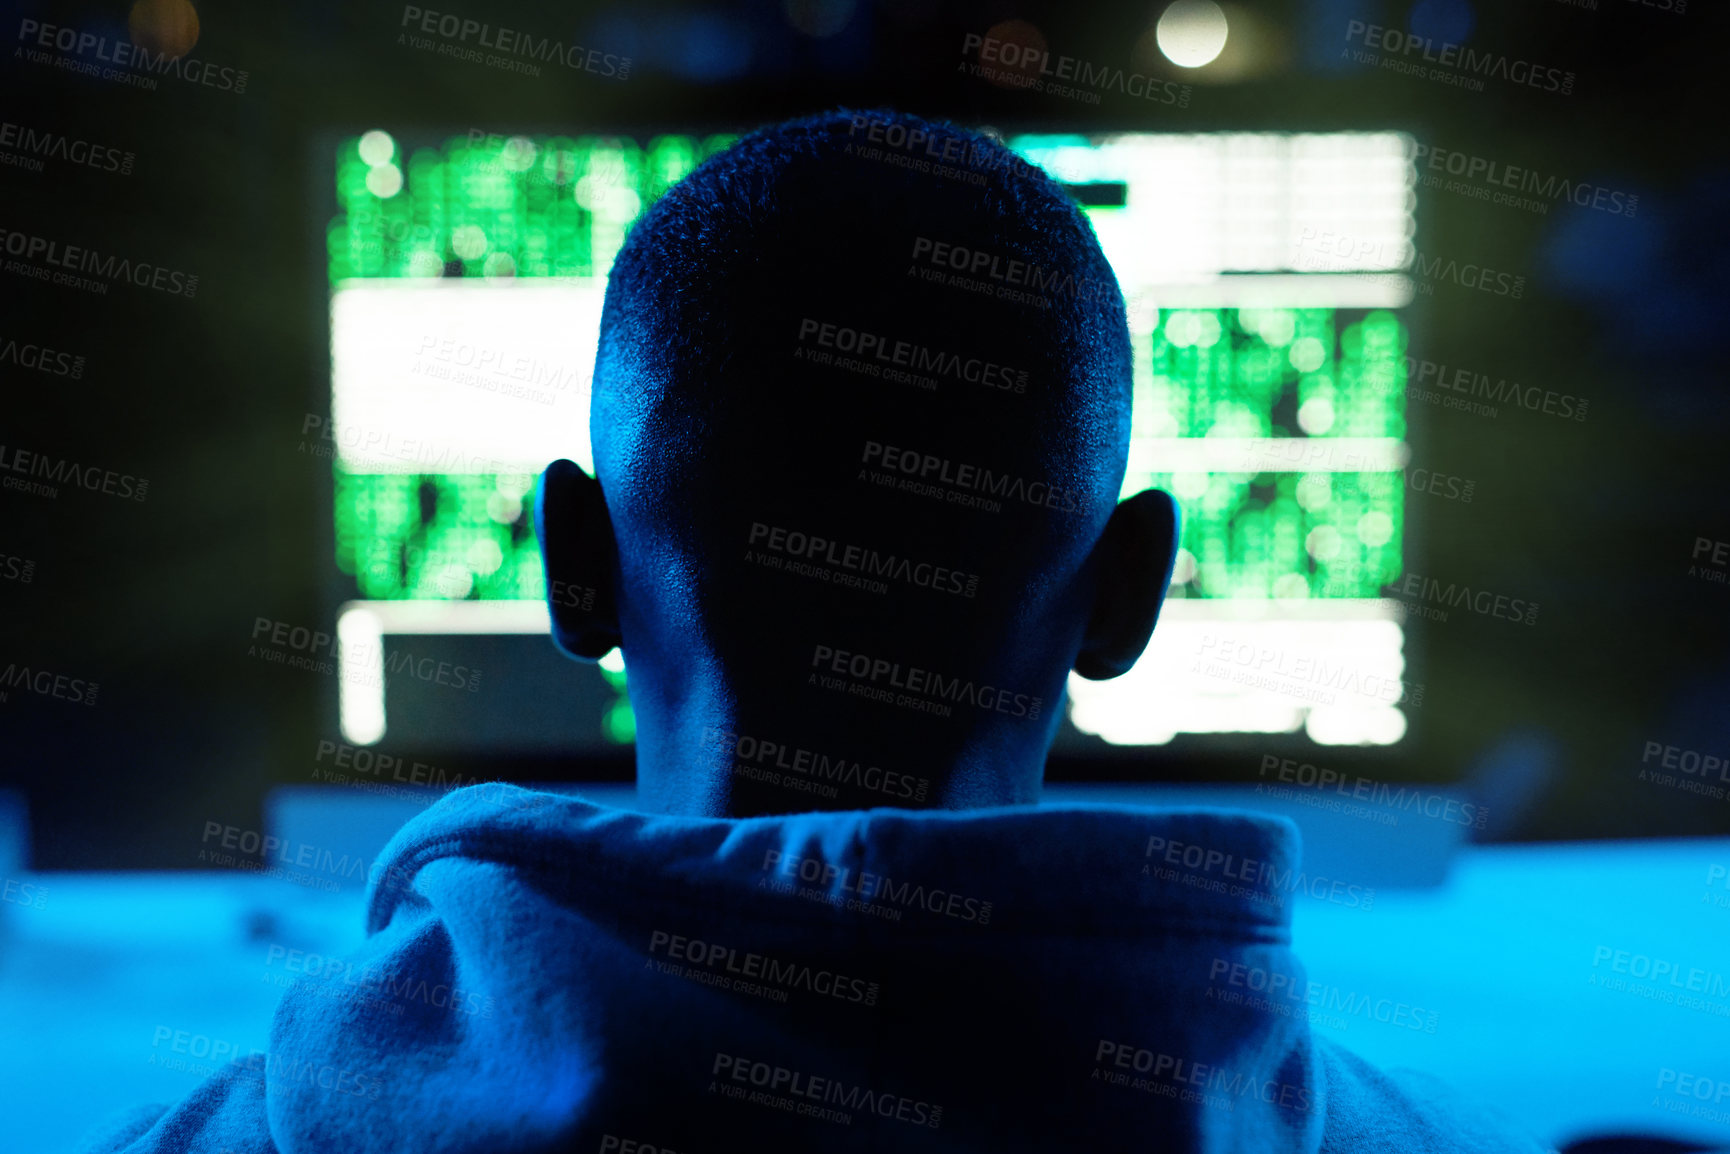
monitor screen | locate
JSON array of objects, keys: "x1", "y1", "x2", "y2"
[{"x1": 321, "y1": 128, "x2": 1420, "y2": 755}]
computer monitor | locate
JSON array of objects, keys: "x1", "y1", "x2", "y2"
[{"x1": 319, "y1": 127, "x2": 1421, "y2": 758}]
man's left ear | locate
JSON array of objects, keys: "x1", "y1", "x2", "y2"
[
  {"x1": 534, "y1": 458, "x2": 622, "y2": 661},
  {"x1": 1073, "y1": 488, "x2": 1181, "y2": 681}
]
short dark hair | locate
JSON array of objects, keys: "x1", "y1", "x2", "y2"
[{"x1": 591, "y1": 107, "x2": 1133, "y2": 506}]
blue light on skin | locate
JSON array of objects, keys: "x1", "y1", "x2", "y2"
[
  {"x1": 532, "y1": 109, "x2": 1185, "y2": 819},
  {"x1": 535, "y1": 454, "x2": 1179, "y2": 818}
]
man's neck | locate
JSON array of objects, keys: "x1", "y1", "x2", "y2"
[{"x1": 631, "y1": 717, "x2": 1044, "y2": 817}]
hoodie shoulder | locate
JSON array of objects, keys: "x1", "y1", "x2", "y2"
[
  {"x1": 75, "y1": 1058, "x2": 277, "y2": 1154},
  {"x1": 1315, "y1": 1040, "x2": 1553, "y2": 1154},
  {"x1": 75, "y1": 1104, "x2": 170, "y2": 1154}
]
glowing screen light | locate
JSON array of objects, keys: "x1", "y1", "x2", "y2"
[{"x1": 327, "y1": 129, "x2": 1417, "y2": 746}]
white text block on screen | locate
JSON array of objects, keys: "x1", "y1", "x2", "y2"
[{"x1": 329, "y1": 277, "x2": 605, "y2": 475}]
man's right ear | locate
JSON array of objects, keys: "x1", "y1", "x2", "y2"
[{"x1": 534, "y1": 458, "x2": 622, "y2": 661}]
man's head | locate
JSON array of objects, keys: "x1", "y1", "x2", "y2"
[{"x1": 538, "y1": 109, "x2": 1178, "y2": 816}]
